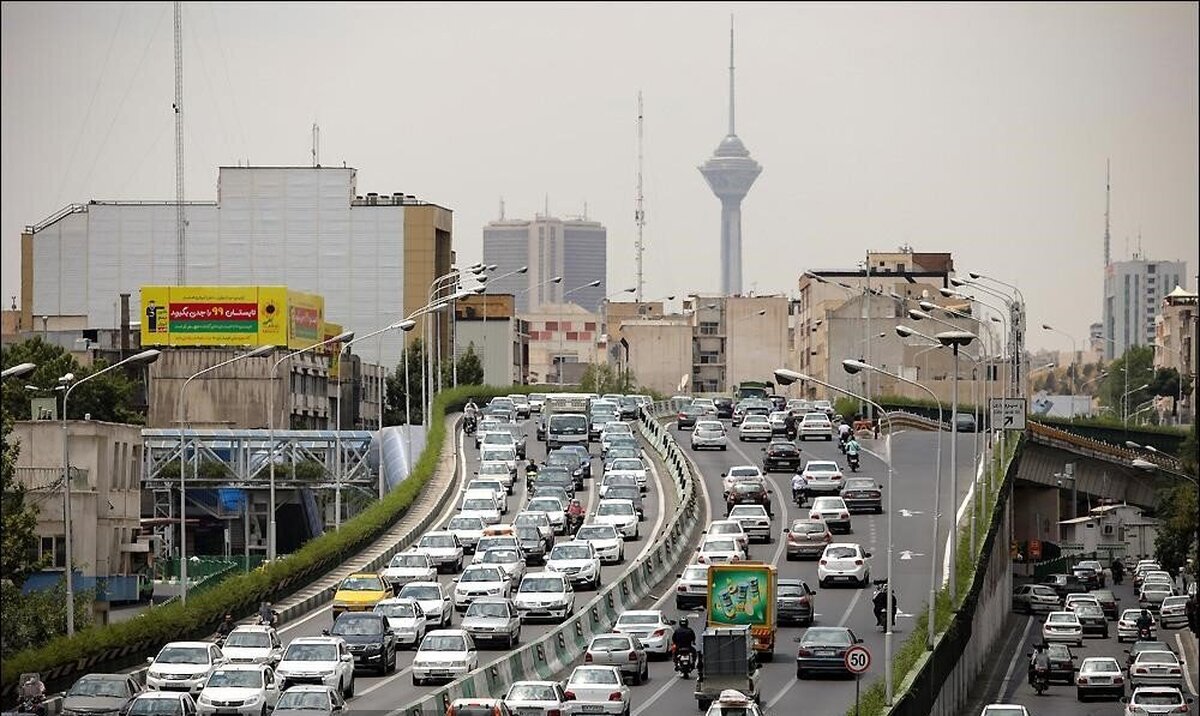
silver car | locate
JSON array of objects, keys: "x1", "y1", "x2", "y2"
[
  {"x1": 460, "y1": 597, "x2": 522, "y2": 649},
  {"x1": 691, "y1": 420, "x2": 729, "y2": 451},
  {"x1": 585, "y1": 633, "x2": 648, "y2": 685}
]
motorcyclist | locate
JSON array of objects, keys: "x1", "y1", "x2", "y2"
[
  {"x1": 1111, "y1": 558, "x2": 1124, "y2": 584},
  {"x1": 17, "y1": 672, "x2": 46, "y2": 715},
  {"x1": 1029, "y1": 643, "x2": 1051, "y2": 687},
  {"x1": 464, "y1": 399, "x2": 480, "y2": 420},
  {"x1": 566, "y1": 498, "x2": 584, "y2": 530},
  {"x1": 672, "y1": 616, "x2": 697, "y2": 656},
  {"x1": 525, "y1": 459, "x2": 539, "y2": 490},
  {"x1": 872, "y1": 581, "x2": 897, "y2": 628},
  {"x1": 837, "y1": 421, "x2": 852, "y2": 448},
  {"x1": 1136, "y1": 608, "x2": 1154, "y2": 637},
  {"x1": 216, "y1": 612, "x2": 237, "y2": 638},
  {"x1": 791, "y1": 471, "x2": 808, "y2": 507}
]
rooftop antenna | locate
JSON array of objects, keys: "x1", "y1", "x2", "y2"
[
  {"x1": 1136, "y1": 227, "x2": 1142, "y2": 259},
  {"x1": 1103, "y1": 158, "x2": 1111, "y2": 267},
  {"x1": 635, "y1": 90, "x2": 646, "y2": 303},
  {"x1": 583, "y1": 200, "x2": 588, "y2": 220},
  {"x1": 173, "y1": 0, "x2": 186, "y2": 285},
  {"x1": 544, "y1": 194, "x2": 550, "y2": 218},
  {"x1": 499, "y1": 196, "x2": 505, "y2": 220},
  {"x1": 311, "y1": 123, "x2": 320, "y2": 167},
  {"x1": 728, "y1": 15, "x2": 735, "y2": 136}
]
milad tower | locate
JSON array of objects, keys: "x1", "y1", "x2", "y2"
[{"x1": 699, "y1": 20, "x2": 762, "y2": 296}]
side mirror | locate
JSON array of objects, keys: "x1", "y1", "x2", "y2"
[
  {"x1": 720, "y1": 472, "x2": 727, "y2": 478},
  {"x1": 341, "y1": 654, "x2": 353, "y2": 662},
  {"x1": 855, "y1": 637, "x2": 863, "y2": 643},
  {"x1": 147, "y1": 657, "x2": 155, "y2": 664},
  {"x1": 322, "y1": 629, "x2": 330, "y2": 636},
  {"x1": 864, "y1": 552, "x2": 873, "y2": 559},
  {"x1": 1025, "y1": 652, "x2": 1032, "y2": 658},
  {"x1": 1119, "y1": 697, "x2": 1128, "y2": 703}
]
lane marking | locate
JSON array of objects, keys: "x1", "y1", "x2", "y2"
[
  {"x1": 765, "y1": 580, "x2": 864, "y2": 709},
  {"x1": 727, "y1": 438, "x2": 789, "y2": 565},
  {"x1": 1176, "y1": 632, "x2": 1199, "y2": 696},
  {"x1": 996, "y1": 615, "x2": 1034, "y2": 702},
  {"x1": 941, "y1": 445, "x2": 985, "y2": 587}
]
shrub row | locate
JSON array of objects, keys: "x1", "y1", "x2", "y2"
[{"x1": 0, "y1": 383, "x2": 546, "y2": 696}]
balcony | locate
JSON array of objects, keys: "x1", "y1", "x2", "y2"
[{"x1": 15, "y1": 466, "x2": 91, "y2": 491}]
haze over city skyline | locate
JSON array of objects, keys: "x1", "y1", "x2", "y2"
[{"x1": 2, "y1": 2, "x2": 1196, "y2": 355}]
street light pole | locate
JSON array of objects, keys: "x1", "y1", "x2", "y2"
[
  {"x1": 514, "y1": 276, "x2": 562, "y2": 385},
  {"x1": 266, "y1": 329, "x2": 355, "y2": 562},
  {"x1": 556, "y1": 280, "x2": 601, "y2": 386},
  {"x1": 936, "y1": 331, "x2": 977, "y2": 603},
  {"x1": 775, "y1": 367, "x2": 897, "y2": 704},
  {"x1": 178, "y1": 345, "x2": 272, "y2": 602},
  {"x1": 61, "y1": 348, "x2": 161, "y2": 634},
  {"x1": 1041, "y1": 324, "x2": 1079, "y2": 418}
]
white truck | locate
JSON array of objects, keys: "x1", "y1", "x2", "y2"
[{"x1": 540, "y1": 394, "x2": 592, "y2": 449}]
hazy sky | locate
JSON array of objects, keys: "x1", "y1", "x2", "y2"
[{"x1": 2, "y1": 2, "x2": 1196, "y2": 353}]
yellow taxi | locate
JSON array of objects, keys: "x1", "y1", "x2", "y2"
[
  {"x1": 482, "y1": 525, "x2": 516, "y2": 537},
  {"x1": 332, "y1": 573, "x2": 390, "y2": 617}
]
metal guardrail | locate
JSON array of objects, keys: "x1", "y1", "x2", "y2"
[
  {"x1": 400, "y1": 402, "x2": 704, "y2": 714},
  {"x1": 1026, "y1": 421, "x2": 1177, "y2": 470}
]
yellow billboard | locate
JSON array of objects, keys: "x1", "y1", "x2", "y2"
[
  {"x1": 140, "y1": 286, "x2": 327, "y2": 349},
  {"x1": 323, "y1": 322, "x2": 345, "y2": 379}
]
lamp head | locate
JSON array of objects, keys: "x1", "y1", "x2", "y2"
[
  {"x1": 918, "y1": 300, "x2": 937, "y2": 312},
  {"x1": 938, "y1": 287, "x2": 958, "y2": 298},
  {"x1": 895, "y1": 325, "x2": 915, "y2": 338},
  {"x1": 550, "y1": 276, "x2": 563, "y2": 285},
  {"x1": 1130, "y1": 458, "x2": 1155, "y2": 471},
  {"x1": 486, "y1": 264, "x2": 498, "y2": 271},
  {"x1": 58, "y1": 372, "x2": 76, "y2": 384},
  {"x1": 1041, "y1": 324, "x2": 1053, "y2": 331},
  {"x1": 517, "y1": 265, "x2": 529, "y2": 274},
  {"x1": 130, "y1": 349, "x2": 162, "y2": 365},
  {"x1": 1, "y1": 362, "x2": 37, "y2": 379},
  {"x1": 842, "y1": 359, "x2": 871, "y2": 375},
  {"x1": 935, "y1": 330, "x2": 977, "y2": 347},
  {"x1": 908, "y1": 308, "x2": 930, "y2": 321},
  {"x1": 950, "y1": 277, "x2": 967, "y2": 287},
  {"x1": 245, "y1": 345, "x2": 275, "y2": 358},
  {"x1": 395, "y1": 319, "x2": 417, "y2": 332},
  {"x1": 968, "y1": 271, "x2": 982, "y2": 280},
  {"x1": 588, "y1": 279, "x2": 601, "y2": 288},
  {"x1": 331, "y1": 331, "x2": 355, "y2": 343},
  {"x1": 665, "y1": 295, "x2": 676, "y2": 301},
  {"x1": 773, "y1": 368, "x2": 804, "y2": 386}
]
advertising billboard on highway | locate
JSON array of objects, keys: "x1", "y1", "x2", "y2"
[{"x1": 140, "y1": 285, "x2": 325, "y2": 349}]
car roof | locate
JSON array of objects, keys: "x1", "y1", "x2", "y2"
[
  {"x1": 161, "y1": 641, "x2": 214, "y2": 649},
  {"x1": 425, "y1": 629, "x2": 470, "y2": 637},
  {"x1": 289, "y1": 636, "x2": 341, "y2": 645},
  {"x1": 211, "y1": 663, "x2": 269, "y2": 671}
]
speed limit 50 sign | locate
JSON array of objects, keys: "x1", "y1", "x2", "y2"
[{"x1": 844, "y1": 644, "x2": 872, "y2": 674}]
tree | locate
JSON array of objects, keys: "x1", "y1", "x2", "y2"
[
  {"x1": 384, "y1": 338, "x2": 426, "y2": 426},
  {"x1": 1154, "y1": 482, "x2": 1198, "y2": 576},
  {"x1": 1099, "y1": 346, "x2": 1155, "y2": 419},
  {"x1": 1, "y1": 337, "x2": 144, "y2": 424},
  {"x1": 1, "y1": 417, "x2": 43, "y2": 583},
  {"x1": 1149, "y1": 367, "x2": 1194, "y2": 417},
  {"x1": 579, "y1": 362, "x2": 639, "y2": 394},
  {"x1": 455, "y1": 343, "x2": 485, "y2": 386}
]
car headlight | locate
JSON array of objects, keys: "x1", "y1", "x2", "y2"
[
  {"x1": 198, "y1": 695, "x2": 215, "y2": 706},
  {"x1": 244, "y1": 694, "x2": 263, "y2": 706},
  {"x1": 148, "y1": 671, "x2": 165, "y2": 680}
]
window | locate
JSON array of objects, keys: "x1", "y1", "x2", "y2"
[
  {"x1": 566, "y1": 332, "x2": 578, "y2": 341},
  {"x1": 41, "y1": 535, "x2": 66, "y2": 567},
  {"x1": 699, "y1": 322, "x2": 720, "y2": 335},
  {"x1": 545, "y1": 321, "x2": 558, "y2": 332},
  {"x1": 584, "y1": 322, "x2": 596, "y2": 331}
]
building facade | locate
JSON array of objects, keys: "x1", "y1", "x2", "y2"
[
  {"x1": 454, "y1": 294, "x2": 528, "y2": 386},
  {"x1": 482, "y1": 214, "x2": 607, "y2": 313},
  {"x1": 1153, "y1": 286, "x2": 1197, "y2": 423},
  {"x1": 520, "y1": 303, "x2": 601, "y2": 385},
  {"x1": 1102, "y1": 258, "x2": 1189, "y2": 360},
  {"x1": 21, "y1": 166, "x2": 453, "y2": 362}
]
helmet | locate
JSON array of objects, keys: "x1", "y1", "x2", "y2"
[{"x1": 680, "y1": 616, "x2": 689, "y2": 629}]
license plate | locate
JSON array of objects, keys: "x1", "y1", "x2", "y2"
[
  {"x1": 581, "y1": 706, "x2": 606, "y2": 714},
  {"x1": 1092, "y1": 677, "x2": 1111, "y2": 684},
  {"x1": 430, "y1": 669, "x2": 450, "y2": 676},
  {"x1": 217, "y1": 711, "x2": 240, "y2": 716},
  {"x1": 818, "y1": 649, "x2": 834, "y2": 656}
]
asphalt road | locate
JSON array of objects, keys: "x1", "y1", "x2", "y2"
[
  {"x1": 985, "y1": 574, "x2": 1199, "y2": 714},
  {"x1": 584, "y1": 421, "x2": 983, "y2": 716},
  {"x1": 324, "y1": 414, "x2": 672, "y2": 714}
]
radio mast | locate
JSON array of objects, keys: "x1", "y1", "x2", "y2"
[
  {"x1": 635, "y1": 91, "x2": 646, "y2": 303},
  {"x1": 173, "y1": 1, "x2": 186, "y2": 285}
]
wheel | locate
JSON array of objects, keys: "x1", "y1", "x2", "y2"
[
  {"x1": 641, "y1": 662, "x2": 649, "y2": 683},
  {"x1": 721, "y1": 445, "x2": 727, "y2": 451},
  {"x1": 786, "y1": 552, "x2": 796, "y2": 562},
  {"x1": 698, "y1": 699, "x2": 712, "y2": 711},
  {"x1": 819, "y1": 578, "x2": 828, "y2": 589},
  {"x1": 345, "y1": 675, "x2": 355, "y2": 698},
  {"x1": 797, "y1": 668, "x2": 806, "y2": 679},
  {"x1": 412, "y1": 675, "x2": 421, "y2": 686}
]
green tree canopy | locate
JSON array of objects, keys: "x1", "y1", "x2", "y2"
[
  {"x1": 455, "y1": 343, "x2": 484, "y2": 387},
  {"x1": 1, "y1": 417, "x2": 43, "y2": 583},
  {"x1": 1, "y1": 337, "x2": 144, "y2": 424},
  {"x1": 1098, "y1": 346, "x2": 1155, "y2": 419},
  {"x1": 385, "y1": 338, "x2": 425, "y2": 426}
]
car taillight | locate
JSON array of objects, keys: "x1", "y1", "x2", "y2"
[
  {"x1": 841, "y1": 513, "x2": 849, "y2": 519},
  {"x1": 1114, "y1": 676, "x2": 1123, "y2": 684},
  {"x1": 677, "y1": 413, "x2": 686, "y2": 420},
  {"x1": 820, "y1": 559, "x2": 828, "y2": 565},
  {"x1": 797, "y1": 648, "x2": 812, "y2": 657},
  {"x1": 855, "y1": 560, "x2": 863, "y2": 566},
  {"x1": 1077, "y1": 677, "x2": 1086, "y2": 684},
  {"x1": 628, "y1": 652, "x2": 639, "y2": 662},
  {"x1": 564, "y1": 690, "x2": 577, "y2": 700},
  {"x1": 547, "y1": 710, "x2": 562, "y2": 716},
  {"x1": 1135, "y1": 667, "x2": 1147, "y2": 674},
  {"x1": 677, "y1": 585, "x2": 687, "y2": 592},
  {"x1": 788, "y1": 533, "x2": 801, "y2": 543},
  {"x1": 824, "y1": 534, "x2": 832, "y2": 542},
  {"x1": 833, "y1": 475, "x2": 842, "y2": 480},
  {"x1": 584, "y1": 653, "x2": 593, "y2": 663},
  {"x1": 653, "y1": 629, "x2": 667, "y2": 637},
  {"x1": 697, "y1": 556, "x2": 707, "y2": 563},
  {"x1": 609, "y1": 692, "x2": 623, "y2": 701}
]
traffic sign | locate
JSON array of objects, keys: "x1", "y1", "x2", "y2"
[
  {"x1": 844, "y1": 644, "x2": 872, "y2": 674},
  {"x1": 990, "y1": 398, "x2": 1027, "y2": 430}
]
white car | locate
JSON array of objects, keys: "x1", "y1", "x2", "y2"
[
  {"x1": 705, "y1": 689, "x2": 764, "y2": 716},
  {"x1": 801, "y1": 460, "x2": 845, "y2": 495},
  {"x1": 460, "y1": 597, "x2": 522, "y2": 649},
  {"x1": 459, "y1": 495, "x2": 503, "y2": 525},
  {"x1": 480, "y1": 446, "x2": 518, "y2": 475},
  {"x1": 274, "y1": 637, "x2": 355, "y2": 698},
  {"x1": 1159, "y1": 595, "x2": 1190, "y2": 629},
  {"x1": 397, "y1": 581, "x2": 454, "y2": 628},
  {"x1": 809, "y1": 496, "x2": 852, "y2": 534},
  {"x1": 738, "y1": 415, "x2": 772, "y2": 441},
  {"x1": 574, "y1": 523, "x2": 625, "y2": 564},
  {"x1": 444, "y1": 515, "x2": 486, "y2": 554},
  {"x1": 414, "y1": 531, "x2": 465, "y2": 573},
  {"x1": 564, "y1": 665, "x2": 631, "y2": 715},
  {"x1": 1124, "y1": 686, "x2": 1194, "y2": 715},
  {"x1": 1139, "y1": 585, "x2": 1175, "y2": 612},
  {"x1": 1064, "y1": 593, "x2": 1101, "y2": 610},
  {"x1": 691, "y1": 420, "x2": 729, "y2": 451},
  {"x1": 503, "y1": 681, "x2": 573, "y2": 716},
  {"x1": 475, "y1": 546, "x2": 527, "y2": 585},
  {"x1": 691, "y1": 397, "x2": 718, "y2": 415},
  {"x1": 373, "y1": 597, "x2": 428, "y2": 648},
  {"x1": 526, "y1": 496, "x2": 568, "y2": 535},
  {"x1": 453, "y1": 564, "x2": 512, "y2": 611},
  {"x1": 612, "y1": 610, "x2": 675, "y2": 656},
  {"x1": 706, "y1": 520, "x2": 750, "y2": 553},
  {"x1": 1129, "y1": 651, "x2": 1184, "y2": 688},
  {"x1": 1042, "y1": 611, "x2": 1084, "y2": 646},
  {"x1": 593, "y1": 499, "x2": 640, "y2": 540},
  {"x1": 514, "y1": 572, "x2": 575, "y2": 621},
  {"x1": 768, "y1": 410, "x2": 790, "y2": 434},
  {"x1": 126, "y1": 692, "x2": 197, "y2": 716},
  {"x1": 514, "y1": 511, "x2": 555, "y2": 547},
  {"x1": 675, "y1": 564, "x2": 711, "y2": 609},
  {"x1": 545, "y1": 541, "x2": 602, "y2": 590},
  {"x1": 219, "y1": 626, "x2": 283, "y2": 666},
  {"x1": 721, "y1": 465, "x2": 765, "y2": 495},
  {"x1": 195, "y1": 664, "x2": 280, "y2": 716},
  {"x1": 606, "y1": 457, "x2": 649, "y2": 490},
  {"x1": 978, "y1": 706, "x2": 1030, "y2": 716},
  {"x1": 411, "y1": 629, "x2": 478, "y2": 686},
  {"x1": 599, "y1": 472, "x2": 640, "y2": 500},
  {"x1": 817, "y1": 542, "x2": 871, "y2": 588},
  {"x1": 272, "y1": 685, "x2": 344, "y2": 716},
  {"x1": 478, "y1": 460, "x2": 514, "y2": 492},
  {"x1": 380, "y1": 550, "x2": 438, "y2": 588},
  {"x1": 813, "y1": 400, "x2": 835, "y2": 417},
  {"x1": 146, "y1": 641, "x2": 226, "y2": 695},
  {"x1": 798, "y1": 413, "x2": 833, "y2": 440},
  {"x1": 1074, "y1": 656, "x2": 1125, "y2": 701},
  {"x1": 696, "y1": 536, "x2": 746, "y2": 565},
  {"x1": 463, "y1": 479, "x2": 507, "y2": 510},
  {"x1": 1118, "y1": 608, "x2": 1157, "y2": 642},
  {"x1": 726, "y1": 504, "x2": 772, "y2": 543}
]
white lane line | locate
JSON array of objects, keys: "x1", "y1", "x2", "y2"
[
  {"x1": 941, "y1": 447, "x2": 984, "y2": 587},
  {"x1": 357, "y1": 662, "x2": 414, "y2": 696},
  {"x1": 727, "y1": 438, "x2": 789, "y2": 564},
  {"x1": 995, "y1": 615, "x2": 1034, "y2": 702},
  {"x1": 765, "y1": 580, "x2": 865, "y2": 709},
  {"x1": 1176, "y1": 632, "x2": 1199, "y2": 696},
  {"x1": 631, "y1": 672, "x2": 682, "y2": 716}
]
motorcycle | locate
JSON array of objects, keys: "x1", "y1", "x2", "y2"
[
  {"x1": 1137, "y1": 624, "x2": 1153, "y2": 640},
  {"x1": 566, "y1": 512, "x2": 584, "y2": 535},
  {"x1": 525, "y1": 466, "x2": 538, "y2": 492},
  {"x1": 792, "y1": 486, "x2": 806, "y2": 508},
  {"x1": 1032, "y1": 667, "x2": 1049, "y2": 695},
  {"x1": 13, "y1": 674, "x2": 45, "y2": 716},
  {"x1": 673, "y1": 647, "x2": 696, "y2": 679},
  {"x1": 847, "y1": 452, "x2": 860, "y2": 473},
  {"x1": 838, "y1": 431, "x2": 850, "y2": 453},
  {"x1": 1112, "y1": 567, "x2": 1124, "y2": 585},
  {"x1": 464, "y1": 415, "x2": 477, "y2": 435},
  {"x1": 872, "y1": 580, "x2": 897, "y2": 630},
  {"x1": 257, "y1": 610, "x2": 280, "y2": 628}
]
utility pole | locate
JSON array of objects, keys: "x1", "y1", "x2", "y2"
[
  {"x1": 173, "y1": 1, "x2": 186, "y2": 285},
  {"x1": 635, "y1": 91, "x2": 646, "y2": 303}
]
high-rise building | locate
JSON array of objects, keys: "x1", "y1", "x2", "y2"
[
  {"x1": 1101, "y1": 257, "x2": 1188, "y2": 360},
  {"x1": 20, "y1": 166, "x2": 453, "y2": 362},
  {"x1": 482, "y1": 214, "x2": 607, "y2": 313},
  {"x1": 699, "y1": 21, "x2": 761, "y2": 296}
]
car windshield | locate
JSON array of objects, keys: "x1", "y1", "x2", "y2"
[
  {"x1": 553, "y1": 416, "x2": 587, "y2": 430},
  {"x1": 156, "y1": 646, "x2": 209, "y2": 664},
  {"x1": 520, "y1": 577, "x2": 565, "y2": 593},
  {"x1": 1047, "y1": 614, "x2": 1077, "y2": 624},
  {"x1": 283, "y1": 644, "x2": 337, "y2": 662},
  {"x1": 461, "y1": 568, "x2": 503, "y2": 583},
  {"x1": 1138, "y1": 652, "x2": 1178, "y2": 664},
  {"x1": 569, "y1": 668, "x2": 619, "y2": 685},
  {"x1": 224, "y1": 631, "x2": 271, "y2": 648},
  {"x1": 275, "y1": 691, "x2": 332, "y2": 710},
  {"x1": 1047, "y1": 644, "x2": 1070, "y2": 658},
  {"x1": 729, "y1": 467, "x2": 760, "y2": 477},
  {"x1": 206, "y1": 670, "x2": 263, "y2": 689},
  {"x1": 551, "y1": 545, "x2": 592, "y2": 560},
  {"x1": 463, "y1": 499, "x2": 495, "y2": 511},
  {"x1": 812, "y1": 499, "x2": 842, "y2": 511},
  {"x1": 420, "y1": 635, "x2": 467, "y2": 652},
  {"x1": 710, "y1": 523, "x2": 742, "y2": 535},
  {"x1": 375, "y1": 602, "x2": 418, "y2": 618},
  {"x1": 399, "y1": 585, "x2": 441, "y2": 600},
  {"x1": 803, "y1": 629, "x2": 853, "y2": 646},
  {"x1": 332, "y1": 617, "x2": 382, "y2": 636},
  {"x1": 481, "y1": 549, "x2": 520, "y2": 564},
  {"x1": 591, "y1": 636, "x2": 632, "y2": 651},
  {"x1": 825, "y1": 546, "x2": 859, "y2": 559},
  {"x1": 129, "y1": 698, "x2": 184, "y2": 715},
  {"x1": 390, "y1": 554, "x2": 430, "y2": 568},
  {"x1": 529, "y1": 499, "x2": 564, "y2": 512},
  {"x1": 507, "y1": 684, "x2": 557, "y2": 701},
  {"x1": 733, "y1": 483, "x2": 762, "y2": 494},
  {"x1": 770, "y1": 444, "x2": 798, "y2": 454},
  {"x1": 980, "y1": 709, "x2": 1025, "y2": 716},
  {"x1": 598, "y1": 502, "x2": 633, "y2": 516},
  {"x1": 1081, "y1": 659, "x2": 1120, "y2": 673},
  {"x1": 420, "y1": 535, "x2": 456, "y2": 549},
  {"x1": 792, "y1": 521, "x2": 826, "y2": 534},
  {"x1": 779, "y1": 584, "x2": 808, "y2": 597},
  {"x1": 477, "y1": 538, "x2": 517, "y2": 553},
  {"x1": 465, "y1": 602, "x2": 510, "y2": 619},
  {"x1": 843, "y1": 480, "x2": 875, "y2": 490},
  {"x1": 68, "y1": 677, "x2": 129, "y2": 697},
  {"x1": 1132, "y1": 692, "x2": 1184, "y2": 706},
  {"x1": 610, "y1": 459, "x2": 643, "y2": 471},
  {"x1": 703, "y1": 539, "x2": 737, "y2": 552},
  {"x1": 515, "y1": 514, "x2": 547, "y2": 526},
  {"x1": 576, "y1": 526, "x2": 617, "y2": 540},
  {"x1": 807, "y1": 462, "x2": 839, "y2": 473},
  {"x1": 1075, "y1": 605, "x2": 1103, "y2": 617},
  {"x1": 729, "y1": 506, "x2": 767, "y2": 518},
  {"x1": 480, "y1": 464, "x2": 508, "y2": 476},
  {"x1": 608, "y1": 486, "x2": 638, "y2": 499},
  {"x1": 340, "y1": 576, "x2": 383, "y2": 591},
  {"x1": 683, "y1": 566, "x2": 708, "y2": 580}
]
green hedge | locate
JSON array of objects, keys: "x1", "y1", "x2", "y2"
[{"x1": 0, "y1": 383, "x2": 543, "y2": 696}]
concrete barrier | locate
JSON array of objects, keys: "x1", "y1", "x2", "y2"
[{"x1": 401, "y1": 402, "x2": 703, "y2": 714}]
